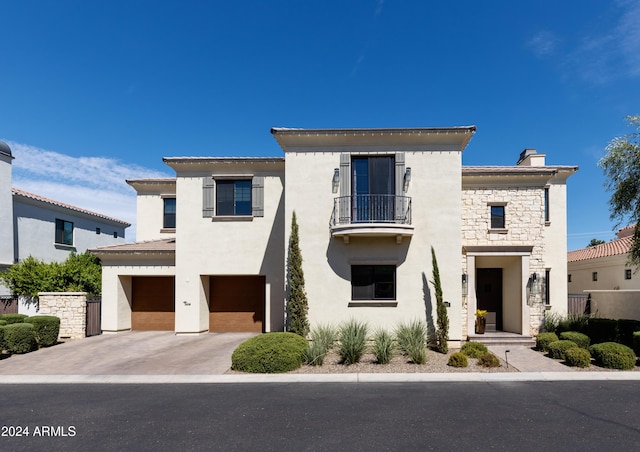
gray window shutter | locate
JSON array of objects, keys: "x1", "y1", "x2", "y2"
[
  {"x1": 252, "y1": 176, "x2": 264, "y2": 217},
  {"x1": 395, "y1": 152, "x2": 406, "y2": 222},
  {"x1": 202, "y1": 177, "x2": 214, "y2": 218},
  {"x1": 339, "y1": 153, "x2": 351, "y2": 223}
]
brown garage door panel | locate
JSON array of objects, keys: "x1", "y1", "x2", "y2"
[
  {"x1": 209, "y1": 275, "x2": 264, "y2": 332},
  {"x1": 132, "y1": 312, "x2": 175, "y2": 331}
]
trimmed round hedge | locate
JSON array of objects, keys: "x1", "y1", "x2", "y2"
[
  {"x1": 0, "y1": 313, "x2": 29, "y2": 325},
  {"x1": 536, "y1": 332, "x2": 559, "y2": 352},
  {"x1": 559, "y1": 331, "x2": 590, "y2": 349},
  {"x1": 478, "y1": 352, "x2": 500, "y2": 368},
  {"x1": 4, "y1": 323, "x2": 37, "y2": 354},
  {"x1": 447, "y1": 352, "x2": 468, "y2": 368},
  {"x1": 231, "y1": 332, "x2": 307, "y2": 373},
  {"x1": 0, "y1": 325, "x2": 6, "y2": 351},
  {"x1": 564, "y1": 347, "x2": 591, "y2": 368},
  {"x1": 461, "y1": 341, "x2": 488, "y2": 359},
  {"x1": 548, "y1": 340, "x2": 578, "y2": 360},
  {"x1": 589, "y1": 342, "x2": 636, "y2": 370},
  {"x1": 25, "y1": 316, "x2": 60, "y2": 347}
]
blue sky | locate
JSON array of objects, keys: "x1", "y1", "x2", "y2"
[{"x1": 1, "y1": 0, "x2": 639, "y2": 248}]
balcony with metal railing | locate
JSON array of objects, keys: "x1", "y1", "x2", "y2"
[{"x1": 330, "y1": 194, "x2": 414, "y2": 243}]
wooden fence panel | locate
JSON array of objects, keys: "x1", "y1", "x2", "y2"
[
  {"x1": 86, "y1": 298, "x2": 102, "y2": 337},
  {"x1": 0, "y1": 296, "x2": 18, "y2": 315}
]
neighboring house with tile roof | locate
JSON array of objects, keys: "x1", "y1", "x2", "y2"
[
  {"x1": 568, "y1": 225, "x2": 640, "y2": 320},
  {"x1": 0, "y1": 140, "x2": 131, "y2": 314},
  {"x1": 92, "y1": 127, "x2": 577, "y2": 344}
]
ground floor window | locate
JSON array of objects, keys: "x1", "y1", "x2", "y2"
[{"x1": 351, "y1": 265, "x2": 396, "y2": 300}]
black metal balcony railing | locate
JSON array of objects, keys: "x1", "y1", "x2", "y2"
[{"x1": 332, "y1": 195, "x2": 412, "y2": 226}]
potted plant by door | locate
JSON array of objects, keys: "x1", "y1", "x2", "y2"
[{"x1": 475, "y1": 309, "x2": 487, "y2": 334}]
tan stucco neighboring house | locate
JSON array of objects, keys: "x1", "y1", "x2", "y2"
[
  {"x1": 568, "y1": 225, "x2": 640, "y2": 320},
  {"x1": 92, "y1": 127, "x2": 577, "y2": 345}
]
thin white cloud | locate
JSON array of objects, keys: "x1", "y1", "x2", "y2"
[
  {"x1": 7, "y1": 141, "x2": 172, "y2": 242},
  {"x1": 528, "y1": 30, "x2": 559, "y2": 58}
]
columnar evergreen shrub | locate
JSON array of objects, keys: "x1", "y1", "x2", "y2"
[
  {"x1": 0, "y1": 313, "x2": 28, "y2": 324},
  {"x1": 461, "y1": 341, "x2": 488, "y2": 359},
  {"x1": 478, "y1": 352, "x2": 500, "y2": 367},
  {"x1": 231, "y1": 332, "x2": 307, "y2": 373},
  {"x1": 564, "y1": 347, "x2": 591, "y2": 368},
  {"x1": 372, "y1": 329, "x2": 394, "y2": 364},
  {"x1": 589, "y1": 342, "x2": 636, "y2": 370},
  {"x1": 431, "y1": 247, "x2": 449, "y2": 354},
  {"x1": 548, "y1": 340, "x2": 579, "y2": 360},
  {"x1": 447, "y1": 352, "x2": 468, "y2": 368},
  {"x1": 633, "y1": 331, "x2": 640, "y2": 356},
  {"x1": 559, "y1": 331, "x2": 590, "y2": 349},
  {"x1": 395, "y1": 320, "x2": 427, "y2": 364},
  {"x1": 586, "y1": 318, "x2": 618, "y2": 344},
  {"x1": 4, "y1": 323, "x2": 37, "y2": 354},
  {"x1": 24, "y1": 316, "x2": 60, "y2": 347},
  {"x1": 536, "y1": 332, "x2": 559, "y2": 352},
  {"x1": 287, "y1": 211, "x2": 309, "y2": 337},
  {"x1": 338, "y1": 320, "x2": 368, "y2": 365}
]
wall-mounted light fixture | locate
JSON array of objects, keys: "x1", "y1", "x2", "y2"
[
  {"x1": 403, "y1": 167, "x2": 412, "y2": 192},
  {"x1": 462, "y1": 273, "x2": 468, "y2": 296},
  {"x1": 332, "y1": 168, "x2": 340, "y2": 193},
  {"x1": 529, "y1": 273, "x2": 540, "y2": 295}
]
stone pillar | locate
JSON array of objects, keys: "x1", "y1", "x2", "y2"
[{"x1": 37, "y1": 292, "x2": 88, "y2": 340}]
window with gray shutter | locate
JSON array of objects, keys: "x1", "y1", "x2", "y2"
[
  {"x1": 252, "y1": 176, "x2": 264, "y2": 217},
  {"x1": 202, "y1": 177, "x2": 215, "y2": 217}
]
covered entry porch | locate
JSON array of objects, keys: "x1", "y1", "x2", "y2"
[{"x1": 464, "y1": 246, "x2": 536, "y2": 337}]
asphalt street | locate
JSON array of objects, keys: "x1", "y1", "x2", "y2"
[{"x1": 2, "y1": 381, "x2": 639, "y2": 451}]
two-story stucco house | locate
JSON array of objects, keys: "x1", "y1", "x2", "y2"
[
  {"x1": 93, "y1": 126, "x2": 577, "y2": 345},
  {"x1": 0, "y1": 140, "x2": 131, "y2": 314}
]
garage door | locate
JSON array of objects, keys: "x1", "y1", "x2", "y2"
[
  {"x1": 131, "y1": 276, "x2": 175, "y2": 330},
  {"x1": 209, "y1": 275, "x2": 264, "y2": 332}
]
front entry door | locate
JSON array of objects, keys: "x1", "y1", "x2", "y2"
[{"x1": 476, "y1": 268, "x2": 503, "y2": 331}]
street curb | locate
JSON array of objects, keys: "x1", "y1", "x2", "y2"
[{"x1": 2, "y1": 372, "x2": 640, "y2": 384}]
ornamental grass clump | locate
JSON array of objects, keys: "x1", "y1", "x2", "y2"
[
  {"x1": 395, "y1": 320, "x2": 427, "y2": 364},
  {"x1": 447, "y1": 352, "x2": 468, "y2": 368},
  {"x1": 478, "y1": 352, "x2": 500, "y2": 368},
  {"x1": 372, "y1": 329, "x2": 394, "y2": 365},
  {"x1": 461, "y1": 341, "x2": 488, "y2": 359},
  {"x1": 547, "y1": 340, "x2": 579, "y2": 360},
  {"x1": 303, "y1": 324, "x2": 336, "y2": 366},
  {"x1": 536, "y1": 332, "x2": 559, "y2": 352},
  {"x1": 564, "y1": 347, "x2": 592, "y2": 368},
  {"x1": 338, "y1": 320, "x2": 368, "y2": 365},
  {"x1": 589, "y1": 342, "x2": 636, "y2": 370},
  {"x1": 559, "y1": 331, "x2": 590, "y2": 349},
  {"x1": 231, "y1": 332, "x2": 307, "y2": 373}
]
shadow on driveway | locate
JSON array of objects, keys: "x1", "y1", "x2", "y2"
[{"x1": 0, "y1": 331, "x2": 257, "y2": 375}]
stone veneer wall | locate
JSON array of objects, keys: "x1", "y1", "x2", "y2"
[
  {"x1": 37, "y1": 292, "x2": 87, "y2": 340},
  {"x1": 462, "y1": 186, "x2": 547, "y2": 336}
]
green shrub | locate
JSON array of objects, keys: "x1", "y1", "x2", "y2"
[
  {"x1": 478, "y1": 352, "x2": 500, "y2": 368},
  {"x1": 586, "y1": 318, "x2": 618, "y2": 344},
  {"x1": 303, "y1": 340, "x2": 327, "y2": 366},
  {"x1": 24, "y1": 315, "x2": 60, "y2": 347},
  {"x1": 372, "y1": 329, "x2": 394, "y2": 365},
  {"x1": 461, "y1": 341, "x2": 488, "y2": 359},
  {"x1": 395, "y1": 320, "x2": 427, "y2": 364},
  {"x1": 231, "y1": 332, "x2": 307, "y2": 373},
  {"x1": 616, "y1": 319, "x2": 640, "y2": 348},
  {"x1": 0, "y1": 313, "x2": 28, "y2": 324},
  {"x1": 589, "y1": 342, "x2": 636, "y2": 370},
  {"x1": 0, "y1": 319, "x2": 7, "y2": 326},
  {"x1": 303, "y1": 324, "x2": 336, "y2": 366},
  {"x1": 633, "y1": 331, "x2": 640, "y2": 356},
  {"x1": 447, "y1": 352, "x2": 468, "y2": 368},
  {"x1": 338, "y1": 320, "x2": 368, "y2": 365},
  {"x1": 536, "y1": 332, "x2": 559, "y2": 352},
  {"x1": 3, "y1": 323, "x2": 38, "y2": 354},
  {"x1": 559, "y1": 331, "x2": 590, "y2": 349},
  {"x1": 0, "y1": 325, "x2": 6, "y2": 351},
  {"x1": 548, "y1": 340, "x2": 579, "y2": 360},
  {"x1": 544, "y1": 311, "x2": 561, "y2": 334},
  {"x1": 564, "y1": 347, "x2": 592, "y2": 368},
  {"x1": 556, "y1": 313, "x2": 590, "y2": 335}
]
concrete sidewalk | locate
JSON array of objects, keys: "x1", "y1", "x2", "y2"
[{"x1": 487, "y1": 345, "x2": 571, "y2": 372}]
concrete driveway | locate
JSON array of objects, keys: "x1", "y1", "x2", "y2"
[{"x1": 0, "y1": 331, "x2": 256, "y2": 375}]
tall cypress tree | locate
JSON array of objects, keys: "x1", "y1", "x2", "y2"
[
  {"x1": 287, "y1": 211, "x2": 310, "y2": 337},
  {"x1": 431, "y1": 246, "x2": 449, "y2": 353}
]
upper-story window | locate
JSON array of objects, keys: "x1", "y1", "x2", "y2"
[
  {"x1": 625, "y1": 269, "x2": 632, "y2": 280},
  {"x1": 216, "y1": 180, "x2": 252, "y2": 216},
  {"x1": 490, "y1": 205, "x2": 505, "y2": 229},
  {"x1": 163, "y1": 198, "x2": 176, "y2": 228},
  {"x1": 55, "y1": 219, "x2": 74, "y2": 246}
]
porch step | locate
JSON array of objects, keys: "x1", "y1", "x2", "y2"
[{"x1": 467, "y1": 334, "x2": 536, "y2": 348}]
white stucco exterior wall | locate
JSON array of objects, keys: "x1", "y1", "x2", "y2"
[{"x1": 0, "y1": 154, "x2": 14, "y2": 274}]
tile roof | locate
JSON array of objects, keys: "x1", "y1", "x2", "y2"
[
  {"x1": 90, "y1": 238, "x2": 175, "y2": 254},
  {"x1": 12, "y1": 188, "x2": 131, "y2": 226},
  {"x1": 568, "y1": 236, "x2": 632, "y2": 262}
]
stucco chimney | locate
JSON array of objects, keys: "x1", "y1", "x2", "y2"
[{"x1": 517, "y1": 148, "x2": 546, "y2": 166}]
